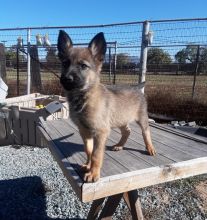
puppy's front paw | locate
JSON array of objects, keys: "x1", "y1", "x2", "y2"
[
  {"x1": 84, "y1": 170, "x2": 100, "y2": 182},
  {"x1": 147, "y1": 145, "x2": 156, "y2": 156}
]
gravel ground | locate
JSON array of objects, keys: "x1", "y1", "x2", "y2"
[{"x1": 0, "y1": 145, "x2": 206, "y2": 220}]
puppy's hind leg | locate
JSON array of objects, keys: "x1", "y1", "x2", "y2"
[
  {"x1": 137, "y1": 113, "x2": 156, "y2": 156},
  {"x1": 112, "y1": 125, "x2": 131, "y2": 151}
]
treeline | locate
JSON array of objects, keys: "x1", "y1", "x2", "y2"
[{"x1": 3, "y1": 44, "x2": 207, "y2": 74}]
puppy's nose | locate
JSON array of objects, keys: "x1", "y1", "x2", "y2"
[
  {"x1": 67, "y1": 75, "x2": 74, "y2": 82},
  {"x1": 60, "y1": 75, "x2": 74, "y2": 85}
]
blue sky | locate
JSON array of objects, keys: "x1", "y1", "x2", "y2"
[{"x1": 0, "y1": 0, "x2": 207, "y2": 28}]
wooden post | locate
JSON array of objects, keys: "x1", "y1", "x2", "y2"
[
  {"x1": 88, "y1": 191, "x2": 144, "y2": 220},
  {"x1": 30, "y1": 45, "x2": 42, "y2": 92},
  {"x1": 139, "y1": 21, "x2": 150, "y2": 93},
  {"x1": 124, "y1": 190, "x2": 144, "y2": 220},
  {"x1": 192, "y1": 45, "x2": 200, "y2": 99},
  {"x1": 87, "y1": 198, "x2": 105, "y2": 220},
  {"x1": 98, "y1": 193, "x2": 123, "y2": 220},
  {"x1": 0, "y1": 43, "x2": 6, "y2": 82}
]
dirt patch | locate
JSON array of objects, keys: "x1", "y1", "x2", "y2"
[{"x1": 195, "y1": 180, "x2": 207, "y2": 212}]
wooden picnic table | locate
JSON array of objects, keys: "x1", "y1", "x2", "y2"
[{"x1": 37, "y1": 118, "x2": 207, "y2": 220}]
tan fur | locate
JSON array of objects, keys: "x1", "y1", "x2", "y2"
[{"x1": 58, "y1": 31, "x2": 156, "y2": 182}]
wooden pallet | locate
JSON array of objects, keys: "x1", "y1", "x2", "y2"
[{"x1": 0, "y1": 93, "x2": 68, "y2": 146}]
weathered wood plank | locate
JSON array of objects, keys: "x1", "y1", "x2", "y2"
[
  {"x1": 13, "y1": 118, "x2": 22, "y2": 145},
  {"x1": 37, "y1": 120, "x2": 83, "y2": 200},
  {"x1": 150, "y1": 129, "x2": 207, "y2": 157},
  {"x1": 128, "y1": 128, "x2": 201, "y2": 162},
  {"x1": 59, "y1": 120, "x2": 154, "y2": 172},
  {"x1": 49, "y1": 119, "x2": 130, "y2": 177},
  {"x1": 105, "y1": 146, "x2": 152, "y2": 171},
  {"x1": 149, "y1": 125, "x2": 207, "y2": 153},
  {"x1": 65, "y1": 119, "x2": 175, "y2": 169},
  {"x1": 25, "y1": 111, "x2": 36, "y2": 146},
  {"x1": 82, "y1": 157, "x2": 207, "y2": 202},
  {"x1": 21, "y1": 112, "x2": 29, "y2": 145},
  {"x1": 45, "y1": 120, "x2": 85, "y2": 170},
  {"x1": 109, "y1": 129, "x2": 175, "y2": 166},
  {"x1": 131, "y1": 130, "x2": 205, "y2": 159},
  {"x1": 150, "y1": 122, "x2": 207, "y2": 144},
  {"x1": 0, "y1": 118, "x2": 10, "y2": 145},
  {"x1": 130, "y1": 122, "x2": 207, "y2": 152},
  {"x1": 47, "y1": 119, "x2": 207, "y2": 170}
]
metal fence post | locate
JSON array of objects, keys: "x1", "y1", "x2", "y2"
[
  {"x1": 139, "y1": 21, "x2": 150, "y2": 93},
  {"x1": 27, "y1": 28, "x2": 31, "y2": 95},
  {"x1": 192, "y1": 45, "x2": 200, "y2": 99},
  {"x1": 113, "y1": 41, "x2": 117, "y2": 85},
  {"x1": 109, "y1": 47, "x2": 112, "y2": 83},
  {"x1": 16, "y1": 47, "x2": 19, "y2": 96}
]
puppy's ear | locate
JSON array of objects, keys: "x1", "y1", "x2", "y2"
[
  {"x1": 57, "y1": 30, "x2": 73, "y2": 60},
  {"x1": 88, "y1": 32, "x2": 106, "y2": 61}
]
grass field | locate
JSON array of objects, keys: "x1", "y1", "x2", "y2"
[
  {"x1": 146, "y1": 74, "x2": 207, "y2": 101},
  {"x1": 6, "y1": 70, "x2": 207, "y2": 125},
  {"x1": 145, "y1": 75, "x2": 207, "y2": 125}
]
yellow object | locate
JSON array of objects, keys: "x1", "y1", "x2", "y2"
[{"x1": 35, "y1": 105, "x2": 44, "y2": 109}]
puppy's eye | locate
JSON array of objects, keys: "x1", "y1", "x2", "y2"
[
  {"x1": 80, "y1": 63, "x2": 88, "y2": 70},
  {"x1": 62, "y1": 60, "x2": 70, "y2": 68}
]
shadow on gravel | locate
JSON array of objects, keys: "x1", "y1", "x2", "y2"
[
  {"x1": 0, "y1": 176, "x2": 50, "y2": 219},
  {"x1": 0, "y1": 176, "x2": 87, "y2": 220}
]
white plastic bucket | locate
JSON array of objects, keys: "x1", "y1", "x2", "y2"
[{"x1": 0, "y1": 77, "x2": 8, "y2": 100}]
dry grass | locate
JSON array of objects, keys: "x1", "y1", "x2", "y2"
[
  {"x1": 147, "y1": 91, "x2": 207, "y2": 125},
  {"x1": 145, "y1": 75, "x2": 207, "y2": 125},
  {"x1": 6, "y1": 72, "x2": 207, "y2": 125}
]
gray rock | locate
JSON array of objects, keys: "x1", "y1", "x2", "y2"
[
  {"x1": 171, "y1": 121, "x2": 179, "y2": 125},
  {"x1": 187, "y1": 121, "x2": 196, "y2": 127},
  {"x1": 179, "y1": 121, "x2": 186, "y2": 126}
]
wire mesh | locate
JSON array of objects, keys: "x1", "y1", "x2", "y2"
[
  {"x1": 0, "y1": 18, "x2": 207, "y2": 124},
  {"x1": 146, "y1": 19, "x2": 207, "y2": 124},
  {"x1": 0, "y1": 23, "x2": 143, "y2": 96}
]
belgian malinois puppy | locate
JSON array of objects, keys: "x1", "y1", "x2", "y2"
[{"x1": 57, "y1": 30, "x2": 156, "y2": 182}]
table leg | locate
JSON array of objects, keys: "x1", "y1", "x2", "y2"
[
  {"x1": 87, "y1": 190, "x2": 144, "y2": 220},
  {"x1": 124, "y1": 190, "x2": 144, "y2": 220},
  {"x1": 87, "y1": 198, "x2": 105, "y2": 220},
  {"x1": 98, "y1": 193, "x2": 123, "y2": 220}
]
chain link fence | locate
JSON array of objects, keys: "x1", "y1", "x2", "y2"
[{"x1": 0, "y1": 18, "x2": 207, "y2": 124}]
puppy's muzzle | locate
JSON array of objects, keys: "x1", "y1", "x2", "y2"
[{"x1": 60, "y1": 75, "x2": 84, "y2": 91}]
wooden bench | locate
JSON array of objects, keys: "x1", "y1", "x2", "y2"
[{"x1": 37, "y1": 118, "x2": 207, "y2": 219}]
